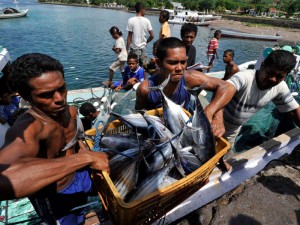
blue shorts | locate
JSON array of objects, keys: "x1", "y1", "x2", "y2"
[
  {"x1": 57, "y1": 169, "x2": 92, "y2": 225},
  {"x1": 30, "y1": 169, "x2": 92, "y2": 225}
]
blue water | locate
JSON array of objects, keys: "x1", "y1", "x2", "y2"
[{"x1": 0, "y1": 0, "x2": 276, "y2": 90}]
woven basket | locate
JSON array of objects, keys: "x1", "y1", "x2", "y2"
[{"x1": 85, "y1": 108, "x2": 230, "y2": 225}]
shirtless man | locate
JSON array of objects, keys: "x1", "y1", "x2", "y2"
[
  {"x1": 222, "y1": 49, "x2": 240, "y2": 80},
  {"x1": 0, "y1": 53, "x2": 109, "y2": 224},
  {"x1": 135, "y1": 37, "x2": 235, "y2": 138}
]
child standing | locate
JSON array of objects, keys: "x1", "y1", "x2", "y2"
[
  {"x1": 222, "y1": 49, "x2": 240, "y2": 80},
  {"x1": 206, "y1": 30, "x2": 221, "y2": 72},
  {"x1": 112, "y1": 53, "x2": 145, "y2": 92},
  {"x1": 103, "y1": 26, "x2": 128, "y2": 87},
  {"x1": 159, "y1": 10, "x2": 171, "y2": 39}
]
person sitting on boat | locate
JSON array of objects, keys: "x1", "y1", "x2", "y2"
[
  {"x1": 145, "y1": 40, "x2": 160, "y2": 76},
  {"x1": 135, "y1": 37, "x2": 234, "y2": 138},
  {"x1": 112, "y1": 53, "x2": 145, "y2": 92},
  {"x1": 159, "y1": 10, "x2": 171, "y2": 40},
  {"x1": 0, "y1": 53, "x2": 109, "y2": 225},
  {"x1": 79, "y1": 102, "x2": 109, "y2": 130},
  {"x1": 213, "y1": 50, "x2": 300, "y2": 151},
  {"x1": 102, "y1": 26, "x2": 128, "y2": 88},
  {"x1": 222, "y1": 49, "x2": 240, "y2": 80},
  {"x1": 206, "y1": 30, "x2": 221, "y2": 73},
  {"x1": 180, "y1": 23, "x2": 198, "y2": 68},
  {"x1": 0, "y1": 90, "x2": 20, "y2": 126}
]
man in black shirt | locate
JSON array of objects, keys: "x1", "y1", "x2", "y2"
[{"x1": 180, "y1": 23, "x2": 198, "y2": 67}]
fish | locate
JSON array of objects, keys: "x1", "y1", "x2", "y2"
[
  {"x1": 109, "y1": 111, "x2": 149, "y2": 135},
  {"x1": 171, "y1": 141, "x2": 202, "y2": 175},
  {"x1": 125, "y1": 158, "x2": 175, "y2": 203},
  {"x1": 109, "y1": 141, "x2": 156, "y2": 199},
  {"x1": 187, "y1": 86, "x2": 216, "y2": 164},
  {"x1": 178, "y1": 146, "x2": 203, "y2": 174},
  {"x1": 148, "y1": 75, "x2": 189, "y2": 135},
  {"x1": 100, "y1": 133, "x2": 147, "y2": 152},
  {"x1": 139, "y1": 110, "x2": 174, "y2": 140},
  {"x1": 141, "y1": 133, "x2": 182, "y2": 175}
]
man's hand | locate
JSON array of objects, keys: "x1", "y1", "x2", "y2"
[
  {"x1": 127, "y1": 78, "x2": 138, "y2": 86},
  {"x1": 114, "y1": 86, "x2": 122, "y2": 92},
  {"x1": 204, "y1": 107, "x2": 225, "y2": 139},
  {"x1": 78, "y1": 140, "x2": 110, "y2": 174},
  {"x1": 211, "y1": 117, "x2": 225, "y2": 138}
]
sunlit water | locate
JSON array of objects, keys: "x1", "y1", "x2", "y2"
[{"x1": 0, "y1": 0, "x2": 276, "y2": 90}]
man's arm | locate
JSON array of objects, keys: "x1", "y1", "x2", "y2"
[
  {"x1": 126, "y1": 31, "x2": 133, "y2": 51},
  {"x1": 147, "y1": 30, "x2": 154, "y2": 44},
  {"x1": 0, "y1": 149, "x2": 109, "y2": 200},
  {"x1": 135, "y1": 80, "x2": 150, "y2": 110},
  {"x1": 288, "y1": 107, "x2": 300, "y2": 127},
  {"x1": 186, "y1": 71, "x2": 236, "y2": 123},
  {"x1": 211, "y1": 109, "x2": 225, "y2": 138},
  {"x1": 0, "y1": 121, "x2": 109, "y2": 200}
]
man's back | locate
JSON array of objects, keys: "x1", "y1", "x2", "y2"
[
  {"x1": 127, "y1": 16, "x2": 152, "y2": 49},
  {"x1": 224, "y1": 63, "x2": 239, "y2": 80}
]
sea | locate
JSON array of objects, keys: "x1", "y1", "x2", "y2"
[{"x1": 0, "y1": 0, "x2": 277, "y2": 90}]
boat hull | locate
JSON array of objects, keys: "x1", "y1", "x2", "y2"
[
  {"x1": 169, "y1": 20, "x2": 211, "y2": 26},
  {"x1": 221, "y1": 30, "x2": 281, "y2": 41}
]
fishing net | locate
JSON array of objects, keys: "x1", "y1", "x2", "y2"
[{"x1": 234, "y1": 102, "x2": 296, "y2": 152}]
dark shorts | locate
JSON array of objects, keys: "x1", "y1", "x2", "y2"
[
  {"x1": 129, "y1": 48, "x2": 147, "y2": 66},
  {"x1": 207, "y1": 54, "x2": 215, "y2": 65}
]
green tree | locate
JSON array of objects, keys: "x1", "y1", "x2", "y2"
[{"x1": 197, "y1": 0, "x2": 215, "y2": 11}]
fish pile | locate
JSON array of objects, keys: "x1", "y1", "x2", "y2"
[{"x1": 96, "y1": 76, "x2": 216, "y2": 203}]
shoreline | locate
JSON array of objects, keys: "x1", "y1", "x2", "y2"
[{"x1": 210, "y1": 19, "x2": 300, "y2": 45}]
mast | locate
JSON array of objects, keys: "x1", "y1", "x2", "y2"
[{"x1": 12, "y1": 0, "x2": 20, "y2": 12}]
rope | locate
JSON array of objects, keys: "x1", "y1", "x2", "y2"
[{"x1": 92, "y1": 120, "x2": 106, "y2": 152}]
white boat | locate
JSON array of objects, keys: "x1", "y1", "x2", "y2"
[
  {"x1": 0, "y1": 0, "x2": 28, "y2": 19},
  {"x1": 169, "y1": 15, "x2": 211, "y2": 26},
  {"x1": 0, "y1": 8, "x2": 28, "y2": 19},
  {"x1": 207, "y1": 60, "x2": 257, "y2": 79},
  {"x1": 220, "y1": 29, "x2": 282, "y2": 41},
  {"x1": 172, "y1": 9, "x2": 222, "y2": 21}
]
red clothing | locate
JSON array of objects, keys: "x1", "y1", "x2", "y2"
[{"x1": 207, "y1": 38, "x2": 219, "y2": 55}]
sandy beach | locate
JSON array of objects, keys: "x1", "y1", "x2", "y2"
[{"x1": 210, "y1": 18, "x2": 300, "y2": 45}]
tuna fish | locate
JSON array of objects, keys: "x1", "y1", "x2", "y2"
[
  {"x1": 125, "y1": 158, "x2": 175, "y2": 202},
  {"x1": 110, "y1": 141, "x2": 156, "y2": 198},
  {"x1": 148, "y1": 75, "x2": 189, "y2": 135},
  {"x1": 109, "y1": 111, "x2": 149, "y2": 135},
  {"x1": 100, "y1": 133, "x2": 147, "y2": 152},
  {"x1": 139, "y1": 111, "x2": 174, "y2": 140},
  {"x1": 187, "y1": 86, "x2": 216, "y2": 164}
]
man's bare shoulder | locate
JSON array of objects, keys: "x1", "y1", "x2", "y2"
[
  {"x1": 136, "y1": 80, "x2": 150, "y2": 110},
  {"x1": 69, "y1": 105, "x2": 78, "y2": 118},
  {"x1": 137, "y1": 80, "x2": 150, "y2": 96},
  {"x1": 12, "y1": 110, "x2": 43, "y2": 131}
]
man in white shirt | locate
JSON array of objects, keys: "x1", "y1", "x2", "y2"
[
  {"x1": 208, "y1": 50, "x2": 300, "y2": 149},
  {"x1": 126, "y1": 2, "x2": 154, "y2": 67}
]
